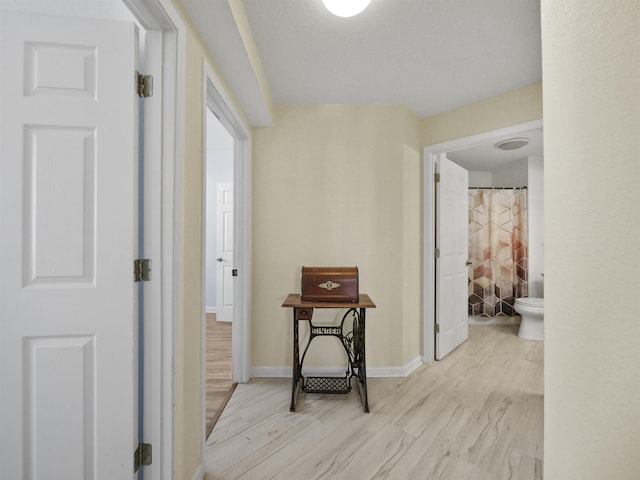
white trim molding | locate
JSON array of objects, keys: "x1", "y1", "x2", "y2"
[
  {"x1": 468, "y1": 316, "x2": 521, "y2": 326},
  {"x1": 202, "y1": 61, "x2": 252, "y2": 386},
  {"x1": 124, "y1": 2, "x2": 186, "y2": 480},
  {"x1": 251, "y1": 356, "x2": 424, "y2": 379}
]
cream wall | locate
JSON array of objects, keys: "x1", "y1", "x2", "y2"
[
  {"x1": 422, "y1": 83, "x2": 542, "y2": 146},
  {"x1": 401, "y1": 141, "x2": 423, "y2": 364},
  {"x1": 542, "y1": 1, "x2": 640, "y2": 478},
  {"x1": 173, "y1": 24, "x2": 203, "y2": 479},
  {"x1": 171, "y1": 1, "x2": 252, "y2": 478},
  {"x1": 527, "y1": 156, "x2": 544, "y2": 298},
  {"x1": 250, "y1": 86, "x2": 543, "y2": 373},
  {"x1": 252, "y1": 105, "x2": 422, "y2": 371}
]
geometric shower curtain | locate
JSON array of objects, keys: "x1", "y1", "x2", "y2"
[{"x1": 468, "y1": 188, "x2": 528, "y2": 317}]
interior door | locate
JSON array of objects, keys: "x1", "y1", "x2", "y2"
[
  {"x1": 435, "y1": 153, "x2": 469, "y2": 359},
  {"x1": 0, "y1": 12, "x2": 138, "y2": 478},
  {"x1": 216, "y1": 182, "x2": 234, "y2": 322}
]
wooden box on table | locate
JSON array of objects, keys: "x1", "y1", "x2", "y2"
[{"x1": 300, "y1": 266, "x2": 359, "y2": 303}]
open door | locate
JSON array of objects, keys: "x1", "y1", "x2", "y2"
[
  {"x1": 0, "y1": 12, "x2": 139, "y2": 478},
  {"x1": 216, "y1": 182, "x2": 234, "y2": 322},
  {"x1": 435, "y1": 154, "x2": 469, "y2": 359}
]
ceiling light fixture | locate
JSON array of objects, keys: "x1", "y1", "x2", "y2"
[
  {"x1": 495, "y1": 138, "x2": 530, "y2": 151},
  {"x1": 322, "y1": 0, "x2": 371, "y2": 17}
]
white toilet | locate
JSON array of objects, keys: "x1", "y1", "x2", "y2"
[{"x1": 514, "y1": 297, "x2": 544, "y2": 341}]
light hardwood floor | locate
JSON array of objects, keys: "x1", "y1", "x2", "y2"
[
  {"x1": 206, "y1": 314, "x2": 235, "y2": 438},
  {"x1": 205, "y1": 324, "x2": 543, "y2": 480}
]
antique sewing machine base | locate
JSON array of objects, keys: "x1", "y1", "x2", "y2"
[{"x1": 282, "y1": 293, "x2": 375, "y2": 413}]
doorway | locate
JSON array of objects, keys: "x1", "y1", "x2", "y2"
[
  {"x1": 204, "y1": 107, "x2": 235, "y2": 437},
  {"x1": 423, "y1": 120, "x2": 544, "y2": 363},
  {"x1": 201, "y1": 65, "x2": 252, "y2": 459}
]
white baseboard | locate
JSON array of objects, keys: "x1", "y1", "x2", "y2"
[
  {"x1": 191, "y1": 465, "x2": 203, "y2": 480},
  {"x1": 399, "y1": 355, "x2": 423, "y2": 377},
  {"x1": 251, "y1": 356, "x2": 424, "y2": 379},
  {"x1": 251, "y1": 366, "x2": 291, "y2": 377},
  {"x1": 206, "y1": 307, "x2": 233, "y2": 322},
  {"x1": 468, "y1": 315, "x2": 521, "y2": 325}
]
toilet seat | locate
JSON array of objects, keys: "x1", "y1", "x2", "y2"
[{"x1": 515, "y1": 297, "x2": 544, "y2": 308}]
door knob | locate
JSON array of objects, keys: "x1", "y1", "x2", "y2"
[{"x1": 216, "y1": 257, "x2": 223, "y2": 262}]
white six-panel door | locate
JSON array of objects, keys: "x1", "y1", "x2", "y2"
[
  {"x1": 0, "y1": 12, "x2": 138, "y2": 479},
  {"x1": 435, "y1": 154, "x2": 469, "y2": 359},
  {"x1": 216, "y1": 183, "x2": 234, "y2": 322}
]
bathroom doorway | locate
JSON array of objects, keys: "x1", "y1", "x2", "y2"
[{"x1": 423, "y1": 121, "x2": 544, "y2": 362}]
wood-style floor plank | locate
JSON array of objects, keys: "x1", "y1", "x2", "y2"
[
  {"x1": 205, "y1": 324, "x2": 543, "y2": 480},
  {"x1": 206, "y1": 314, "x2": 234, "y2": 438}
]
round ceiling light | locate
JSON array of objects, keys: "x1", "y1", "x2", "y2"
[
  {"x1": 495, "y1": 138, "x2": 530, "y2": 151},
  {"x1": 322, "y1": 0, "x2": 371, "y2": 17}
]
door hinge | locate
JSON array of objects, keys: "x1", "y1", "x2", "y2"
[
  {"x1": 134, "y1": 259, "x2": 151, "y2": 282},
  {"x1": 134, "y1": 442, "x2": 152, "y2": 472},
  {"x1": 434, "y1": 173, "x2": 440, "y2": 183},
  {"x1": 136, "y1": 71, "x2": 153, "y2": 98},
  {"x1": 232, "y1": 269, "x2": 238, "y2": 277},
  {"x1": 435, "y1": 323, "x2": 440, "y2": 333},
  {"x1": 434, "y1": 248, "x2": 440, "y2": 258}
]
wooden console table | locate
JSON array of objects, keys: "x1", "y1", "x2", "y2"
[{"x1": 281, "y1": 293, "x2": 376, "y2": 413}]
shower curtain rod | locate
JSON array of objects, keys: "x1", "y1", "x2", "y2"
[{"x1": 468, "y1": 186, "x2": 527, "y2": 190}]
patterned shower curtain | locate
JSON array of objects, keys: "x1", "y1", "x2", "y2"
[{"x1": 468, "y1": 188, "x2": 528, "y2": 317}]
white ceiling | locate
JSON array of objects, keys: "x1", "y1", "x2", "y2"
[
  {"x1": 447, "y1": 129, "x2": 543, "y2": 171},
  {"x1": 181, "y1": 0, "x2": 543, "y2": 166},
  {"x1": 0, "y1": 0, "x2": 543, "y2": 166},
  {"x1": 242, "y1": 0, "x2": 542, "y2": 119}
]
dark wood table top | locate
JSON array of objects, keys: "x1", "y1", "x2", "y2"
[{"x1": 282, "y1": 293, "x2": 376, "y2": 309}]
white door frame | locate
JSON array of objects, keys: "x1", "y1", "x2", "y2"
[
  {"x1": 203, "y1": 61, "x2": 251, "y2": 384},
  {"x1": 201, "y1": 60, "x2": 252, "y2": 460},
  {"x1": 422, "y1": 119, "x2": 543, "y2": 363},
  {"x1": 123, "y1": 1, "x2": 185, "y2": 479}
]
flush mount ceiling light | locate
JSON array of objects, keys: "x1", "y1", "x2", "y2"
[
  {"x1": 322, "y1": 0, "x2": 371, "y2": 17},
  {"x1": 495, "y1": 138, "x2": 530, "y2": 151}
]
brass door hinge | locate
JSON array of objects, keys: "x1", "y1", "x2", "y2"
[
  {"x1": 434, "y1": 323, "x2": 440, "y2": 333},
  {"x1": 134, "y1": 442, "x2": 152, "y2": 472},
  {"x1": 134, "y1": 259, "x2": 151, "y2": 282},
  {"x1": 136, "y1": 71, "x2": 153, "y2": 98}
]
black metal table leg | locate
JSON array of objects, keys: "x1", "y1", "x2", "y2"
[
  {"x1": 282, "y1": 293, "x2": 375, "y2": 413},
  {"x1": 290, "y1": 308, "x2": 301, "y2": 412},
  {"x1": 349, "y1": 307, "x2": 369, "y2": 412}
]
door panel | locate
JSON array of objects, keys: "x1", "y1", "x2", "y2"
[
  {"x1": 216, "y1": 183, "x2": 234, "y2": 322},
  {"x1": 436, "y1": 154, "x2": 469, "y2": 359},
  {"x1": 0, "y1": 12, "x2": 138, "y2": 479}
]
